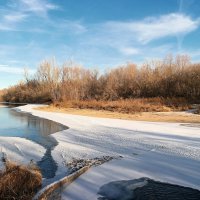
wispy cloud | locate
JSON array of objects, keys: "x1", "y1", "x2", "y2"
[
  {"x1": 4, "y1": 12, "x2": 27, "y2": 22},
  {"x1": 0, "y1": 5, "x2": 200, "y2": 71},
  {"x1": 74, "y1": 12, "x2": 200, "y2": 60},
  {"x1": 50, "y1": 20, "x2": 88, "y2": 35},
  {"x1": 177, "y1": 0, "x2": 197, "y2": 52},
  {"x1": 0, "y1": 0, "x2": 59, "y2": 31},
  {"x1": 0, "y1": 10, "x2": 24, "y2": 30},
  {"x1": 18, "y1": 0, "x2": 58, "y2": 16},
  {"x1": 0, "y1": 65, "x2": 35, "y2": 75},
  {"x1": 119, "y1": 47, "x2": 139, "y2": 56},
  {"x1": 103, "y1": 13, "x2": 200, "y2": 44}
]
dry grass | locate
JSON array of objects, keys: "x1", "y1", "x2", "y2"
[
  {"x1": 38, "y1": 102, "x2": 200, "y2": 123},
  {"x1": 37, "y1": 98, "x2": 200, "y2": 122},
  {"x1": 53, "y1": 98, "x2": 190, "y2": 114},
  {"x1": 196, "y1": 107, "x2": 200, "y2": 114},
  {"x1": 0, "y1": 161, "x2": 42, "y2": 200}
]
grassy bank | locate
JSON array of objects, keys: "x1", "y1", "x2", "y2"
[
  {"x1": 53, "y1": 98, "x2": 190, "y2": 113},
  {"x1": 196, "y1": 107, "x2": 200, "y2": 114},
  {"x1": 37, "y1": 98, "x2": 200, "y2": 123},
  {"x1": 0, "y1": 161, "x2": 42, "y2": 200}
]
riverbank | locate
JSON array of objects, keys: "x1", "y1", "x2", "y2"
[
  {"x1": 17, "y1": 105, "x2": 200, "y2": 199},
  {"x1": 0, "y1": 105, "x2": 8, "y2": 108},
  {"x1": 1, "y1": 105, "x2": 200, "y2": 199},
  {"x1": 37, "y1": 105, "x2": 200, "y2": 123},
  {"x1": 62, "y1": 152, "x2": 200, "y2": 200}
]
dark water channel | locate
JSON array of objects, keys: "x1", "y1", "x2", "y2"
[
  {"x1": 98, "y1": 178, "x2": 200, "y2": 200},
  {"x1": 0, "y1": 106, "x2": 68, "y2": 179}
]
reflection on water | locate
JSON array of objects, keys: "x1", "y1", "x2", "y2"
[{"x1": 0, "y1": 107, "x2": 68, "y2": 179}]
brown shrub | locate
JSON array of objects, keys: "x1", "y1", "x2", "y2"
[
  {"x1": 3, "y1": 55, "x2": 200, "y2": 104},
  {"x1": 0, "y1": 89, "x2": 6, "y2": 102},
  {"x1": 196, "y1": 107, "x2": 200, "y2": 114},
  {"x1": 54, "y1": 97, "x2": 190, "y2": 114},
  {"x1": 0, "y1": 161, "x2": 42, "y2": 200}
]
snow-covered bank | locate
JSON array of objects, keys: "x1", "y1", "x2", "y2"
[
  {"x1": 0, "y1": 137, "x2": 45, "y2": 169},
  {"x1": 0, "y1": 105, "x2": 8, "y2": 108},
  {"x1": 62, "y1": 151, "x2": 200, "y2": 200},
  {"x1": 16, "y1": 105, "x2": 200, "y2": 199}
]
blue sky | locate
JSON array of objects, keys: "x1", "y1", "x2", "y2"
[{"x1": 0, "y1": 0, "x2": 200, "y2": 88}]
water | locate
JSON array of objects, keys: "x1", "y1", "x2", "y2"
[
  {"x1": 0, "y1": 106, "x2": 68, "y2": 179},
  {"x1": 98, "y1": 178, "x2": 200, "y2": 200}
]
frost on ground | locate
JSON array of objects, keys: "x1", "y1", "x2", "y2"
[
  {"x1": 65, "y1": 156, "x2": 116, "y2": 174},
  {"x1": 16, "y1": 105, "x2": 200, "y2": 199},
  {"x1": 0, "y1": 137, "x2": 45, "y2": 169}
]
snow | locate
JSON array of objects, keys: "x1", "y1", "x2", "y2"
[
  {"x1": 62, "y1": 152, "x2": 200, "y2": 200},
  {"x1": 0, "y1": 137, "x2": 45, "y2": 169},
  {"x1": 0, "y1": 105, "x2": 7, "y2": 108},
  {"x1": 11, "y1": 105, "x2": 200, "y2": 199}
]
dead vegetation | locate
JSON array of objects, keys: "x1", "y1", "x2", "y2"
[
  {"x1": 2, "y1": 55, "x2": 200, "y2": 111},
  {"x1": 0, "y1": 160, "x2": 42, "y2": 200},
  {"x1": 39, "y1": 104, "x2": 200, "y2": 123},
  {"x1": 196, "y1": 107, "x2": 200, "y2": 114},
  {"x1": 0, "y1": 89, "x2": 6, "y2": 102},
  {"x1": 53, "y1": 98, "x2": 190, "y2": 114}
]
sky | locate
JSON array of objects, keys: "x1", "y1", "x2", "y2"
[{"x1": 0, "y1": 0, "x2": 200, "y2": 88}]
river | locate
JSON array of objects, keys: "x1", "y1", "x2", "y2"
[{"x1": 0, "y1": 105, "x2": 67, "y2": 179}]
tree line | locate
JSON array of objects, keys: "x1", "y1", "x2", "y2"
[{"x1": 2, "y1": 55, "x2": 200, "y2": 103}]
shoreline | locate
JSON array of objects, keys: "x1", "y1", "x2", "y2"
[
  {"x1": 37, "y1": 105, "x2": 200, "y2": 123},
  {"x1": 3, "y1": 104, "x2": 200, "y2": 199}
]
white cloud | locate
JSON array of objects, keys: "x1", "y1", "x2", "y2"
[
  {"x1": 53, "y1": 20, "x2": 88, "y2": 34},
  {"x1": 19, "y1": 0, "x2": 58, "y2": 15},
  {"x1": 4, "y1": 12, "x2": 27, "y2": 22},
  {"x1": 0, "y1": 65, "x2": 35, "y2": 75},
  {"x1": 0, "y1": 11, "x2": 26, "y2": 31},
  {"x1": 78, "y1": 13, "x2": 200, "y2": 58},
  {"x1": 0, "y1": 0, "x2": 59, "y2": 31},
  {"x1": 137, "y1": 14, "x2": 199, "y2": 43},
  {"x1": 119, "y1": 47, "x2": 139, "y2": 55},
  {"x1": 103, "y1": 13, "x2": 200, "y2": 44},
  {"x1": 66, "y1": 21, "x2": 87, "y2": 34}
]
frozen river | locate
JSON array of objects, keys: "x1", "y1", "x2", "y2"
[{"x1": 0, "y1": 106, "x2": 67, "y2": 178}]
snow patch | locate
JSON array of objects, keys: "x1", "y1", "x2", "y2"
[{"x1": 0, "y1": 137, "x2": 45, "y2": 169}]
